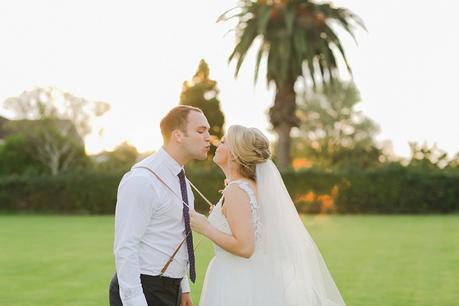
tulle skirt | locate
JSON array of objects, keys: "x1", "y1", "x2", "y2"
[
  {"x1": 199, "y1": 252, "x2": 345, "y2": 306},
  {"x1": 199, "y1": 254, "x2": 272, "y2": 306}
]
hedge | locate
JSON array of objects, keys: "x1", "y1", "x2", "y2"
[{"x1": 0, "y1": 167, "x2": 458, "y2": 214}]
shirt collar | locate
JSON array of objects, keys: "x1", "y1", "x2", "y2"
[{"x1": 158, "y1": 147, "x2": 184, "y2": 176}]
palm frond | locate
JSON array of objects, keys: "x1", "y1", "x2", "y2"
[
  {"x1": 256, "y1": 5, "x2": 271, "y2": 36},
  {"x1": 222, "y1": 0, "x2": 365, "y2": 86},
  {"x1": 323, "y1": 25, "x2": 352, "y2": 73},
  {"x1": 229, "y1": 19, "x2": 259, "y2": 77},
  {"x1": 284, "y1": 5, "x2": 296, "y2": 35},
  {"x1": 216, "y1": 6, "x2": 240, "y2": 22},
  {"x1": 254, "y1": 43, "x2": 266, "y2": 84}
]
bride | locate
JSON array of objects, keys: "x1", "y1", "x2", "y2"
[{"x1": 190, "y1": 125, "x2": 346, "y2": 306}]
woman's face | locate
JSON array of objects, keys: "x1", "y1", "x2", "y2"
[{"x1": 213, "y1": 136, "x2": 231, "y2": 167}]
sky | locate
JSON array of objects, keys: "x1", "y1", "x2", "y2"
[{"x1": 0, "y1": 0, "x2": 458, "y2": 158}]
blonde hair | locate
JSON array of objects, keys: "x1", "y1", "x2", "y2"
[{"x1": 226, "y1": 125, "x2": 271, "y2": 181}]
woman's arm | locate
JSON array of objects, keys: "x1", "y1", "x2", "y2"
[{"x1": 190, "y1": 184, "x2": 255, "y2": 258}]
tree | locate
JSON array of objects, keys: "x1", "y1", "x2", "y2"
[
  {"x1": 0, "y1": 133, "x2": 46, "y2": 175},
  {"x1": 6, "y1": 119, "x2": 88, "y2": 175},
  {"x1": 180, "y1": 59, "x2": 225, "y2": 155},
  {"x1": 407, "y1": 142, "x2": 449, "y2": 171},
  {"x1": 92, "y1": 141, "x2": 139, "y2": 172},
  {"x1": 294, "y1": 82, "x2": 381, "y2": 170},
  {"x1": 445, "y1": 152, "x2": 459, "y2": 174},
  {"x1": 0, "y1": 115, "x2": 9, "y2": 141},
  {"x1": 2, "y1": 87, "x2": 110, "y2": 175},
  {"x1": 220, "y1": 0, "x2": 365, "y2": 170}
]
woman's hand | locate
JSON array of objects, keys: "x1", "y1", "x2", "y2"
[
  {"x1": 190, "y1": 210, "x2": 211, "y2": 236},
  {"x1": 208, "y1": 204, "x2": 215, "y2": 214}
]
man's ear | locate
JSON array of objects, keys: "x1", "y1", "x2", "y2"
[{"x1": 171, "y1": 129, "x2": 183, "y2": 143}]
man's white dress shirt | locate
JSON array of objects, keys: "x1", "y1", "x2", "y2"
[{"x1": 114, "y1": 147, "x2": 193, "y2": 306}]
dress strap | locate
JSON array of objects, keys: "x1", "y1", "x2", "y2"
[
  {"x1": 226, "y1": 180, "x2": 257, "y2": 209},
  {"x1": 226, "y1": 180, "x2": 261, "y2": 243}
]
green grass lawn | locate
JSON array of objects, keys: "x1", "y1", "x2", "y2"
[{"x1": 0, "y1": 215, "x2": 458, "y2": 306}]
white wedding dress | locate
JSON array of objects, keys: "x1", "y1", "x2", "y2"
[{"x1": 199, "y1": 161, "x2": 346, "y2": 306}]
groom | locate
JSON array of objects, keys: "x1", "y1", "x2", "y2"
[{"x1": 109, "y1": 105, "x2": 211, "y2": 306}]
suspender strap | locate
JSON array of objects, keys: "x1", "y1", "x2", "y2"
[
  {"x1": 134, "y1": 166, "x2": 189, "y2": 208},
  {"x1": 132, "y1": 166, "x2": 213, "y2": 276}
]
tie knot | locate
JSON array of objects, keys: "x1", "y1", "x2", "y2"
[{"x1": 177, "y1": 169, "x2": 185, "y2": 180}]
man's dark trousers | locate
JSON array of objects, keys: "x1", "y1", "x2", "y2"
[{"x1": 109, "y1": 273, "x2": 182, "y2": 306}]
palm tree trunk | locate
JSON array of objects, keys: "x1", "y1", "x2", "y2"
[
  {"x1": 275, "y1": 122, "x2": 292, "y2": 170},
  {"x1": 269, "y1": 79, "x2": 300, "y2": 171}
]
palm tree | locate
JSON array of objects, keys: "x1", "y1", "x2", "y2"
[{"x1": 219, "y1": 0, "x2": 365, "y2": 170}]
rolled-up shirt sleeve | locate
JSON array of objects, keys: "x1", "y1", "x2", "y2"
[
  {"x1": 114, "y1": 174, "x2": 157, "y2": 306},
  {"x1": 180, "y1": 274, "x2": 191, "y2": 293}
]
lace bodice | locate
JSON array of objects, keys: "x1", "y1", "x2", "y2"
[{"x1": 208, "y1": 180, "x2": 261, "y2": 256}]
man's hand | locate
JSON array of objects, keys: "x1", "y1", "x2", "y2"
[{"x1": 181, "y1": 292, "x2": 193, "y2": 306}]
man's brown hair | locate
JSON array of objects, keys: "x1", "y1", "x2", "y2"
[{"x1": 160, "y1": 105, "x2": 203, "y2": 142}]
